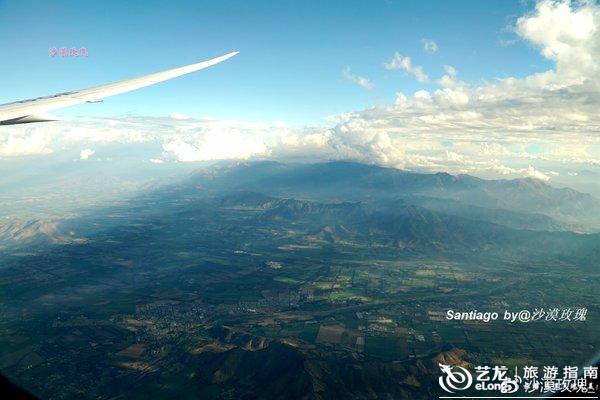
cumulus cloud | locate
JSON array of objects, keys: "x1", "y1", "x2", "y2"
[
  {"x1": 341, "y1": 67, "x2": 374, "y2": 89},
  {"x1": 0, "y1": 132, "x2": 52, "y2": 157},
  {"x1": 516, "y1": 0, "x2": 599, "y2": 85},
  {"x1": 489, "y1": 164, "x2": 551, "y2": 181},
  {"x1": 80, "y1": 149, "x2": 95, "y2": 160},
  {"x1": 154, "y1": 119, "x2": 332, "y2": 163},
  {"x1": 422, "y1": 39, "x2": 438, "y2": 53},
  {"x1": 436, "y1": 65, "x2": 459, "y2": 87},
  {"x1": 162, "y1": 133, "x2": 268, "y2": 162},
  {"x1": 329, "y1": 0, "x2": 600, "y2": 180},
  {"x1": 169, "y1": 112, "x2": 189, "y2": 120},
  {"x1": 384, "y1": 52, "x2": 428, "y2": 82}
]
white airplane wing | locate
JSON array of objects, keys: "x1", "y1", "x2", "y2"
[{"x1": 0, "y1": 51, "x2": 238, "y2": 125}]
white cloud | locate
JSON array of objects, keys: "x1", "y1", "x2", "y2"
[
  {"x1": 422, "y1": 39, "x2": 438, "y2": 53},
  {"x1": 0, "y1": 132, "x2": 52, "y2": 156},
  {"x1": 443, "y1": 65, "x2": 456, "y2": 77},
  {"x1": 437, "y1": 65, "x2": 460, "y2": 87},
  {"x1": 521, "y1": 166, "x2": 552, "y2": 182},
  {"x1": 149, "y1": 158, "x2": 164, "y2": 164},
  {"x1": 488, "y1": 165, "x2": 551, "y2": 181},
  {"x1": 341, "y1": 67, "x2": 374, "y2": 90},
  {"x1": 499, "y1": 38, "x2": 517, "y2": 47},
  {"x1": 384, "y1": 52, "x2": 428, "y2": 82},
  {"x1": 432, "y1": 88, "x2": 470, "y2": 106},
  {"x1": 158, "y1": 120, "x2": 329, "y2": 163},
  {"x1": 327, "y1": 0, "x2": 600, "y2": 181},
  {"x1": 516, "y1": 0, "x2": 599, "y2": 85},
  {"x1": 162, "y1": 131, "x2": 269, "y2": 162},
  {"x1": 80, "y1": 149, "x2": 95, "y2": 160},
  {"x1": 169, "y1": 112, "x2": 189, "y2": 120}
]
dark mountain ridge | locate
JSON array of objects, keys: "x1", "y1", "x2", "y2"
[
  {"x1": 217, "y1": 192, "x2": 599, "y2": 263},
  {"x1": 187, "y1": 326, "x2": 464, "y2": 400}
]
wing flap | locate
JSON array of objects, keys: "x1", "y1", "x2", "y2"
[{"x1": 0, "y1": 113, "x2": 60, "y2": 125}]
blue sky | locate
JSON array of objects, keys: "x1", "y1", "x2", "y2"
[{"x1": 0, "y1": 0, "x2": 552, "y2": 124}]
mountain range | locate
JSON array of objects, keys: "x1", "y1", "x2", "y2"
[
  {"x1": 3, "y1": 161, "x2": 598, "y2": 264},
  {"x1": 189, "y1": 161, "x2": 600, "y2": 232}
]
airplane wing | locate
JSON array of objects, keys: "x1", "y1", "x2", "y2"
[{"x1": 0, "y1": 51, "x2": 239, "y2": 125}]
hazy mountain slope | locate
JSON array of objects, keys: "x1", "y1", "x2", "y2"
[
  {"x1": 3, "y1": 161, "x2": 599, "y2": 264},
  {"x1": 0, "y1": 218, "x2": 79, "y2": 249},
  {"x1": 188, "y1": 161, "x2": 600, "y2": 231},
  {"x1": 213, "y1": 193, "x2": 598, "y2": 263},
  {"x1": 397, "y1": 196, "x2": 568, "y2": 231}
]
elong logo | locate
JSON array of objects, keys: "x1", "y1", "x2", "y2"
[{"x1": 438, "y1": 363, "x2": 473, "y2": 393}]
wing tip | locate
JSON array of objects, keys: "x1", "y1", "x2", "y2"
[{"x1": 206, "y1": 51, "x2": 239, "y2": 66}]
